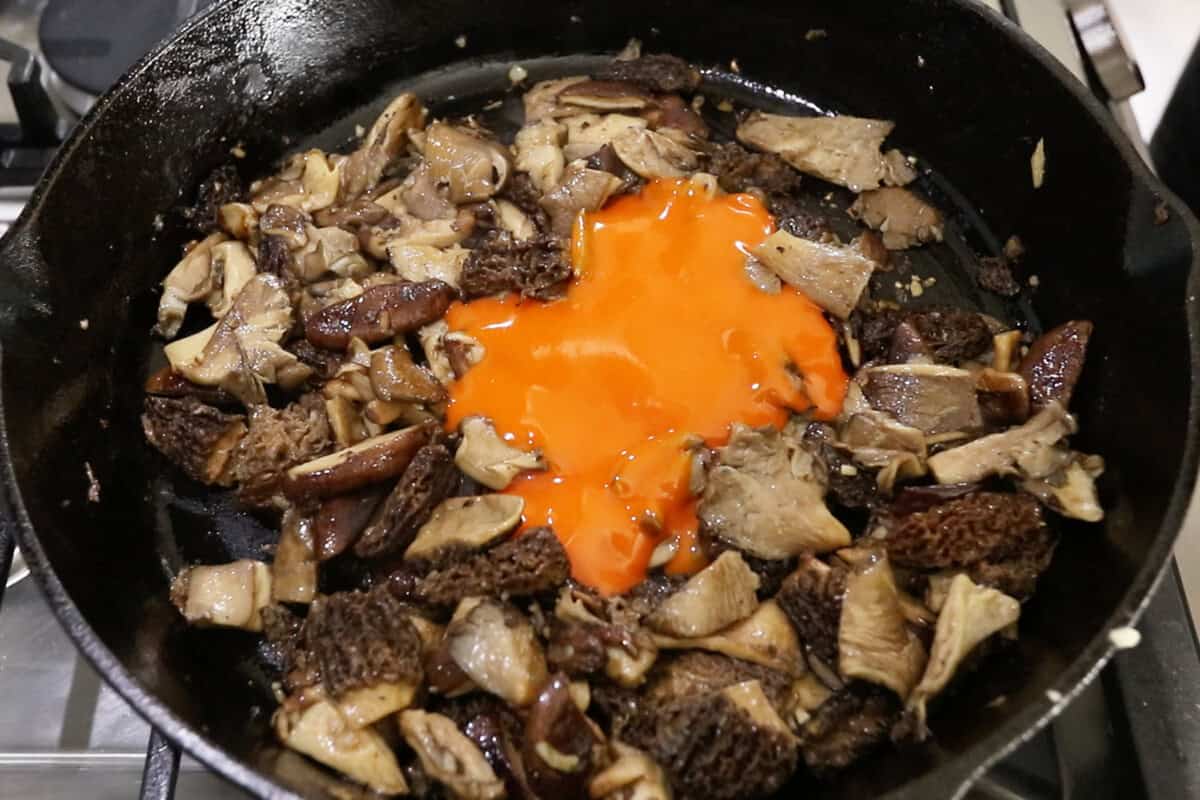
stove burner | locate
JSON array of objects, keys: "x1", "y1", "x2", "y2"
[{"x1": 38, "y1": 0, "x2": 213, "y2": 114}]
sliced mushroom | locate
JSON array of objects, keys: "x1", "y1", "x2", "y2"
[
  {"x1": 294, "y1": 224, "x2": 368, "y2": 283},
  {"x1": 523, "y1": 76, "x2": 589, "y2": 122},
  {"x1": 354, "y1": 442, "x2": 458, "y2": 559},
  {"x1": 862, "y1": 364, "x2": 983, "y2": 435},
  {"x1": 1018, "y1": 320, "x2": 1093, "y2": 412},
  {"x1": 207, "y1": 240, "x2": 258, "y2": 319},
  {"x1": 838, "y1": 549, "x2": 927, "y2": 699},
  {"x1": 849, "y1": 188, "x2": 945, "y2": 250},
  {"x1": 737, "y1": 112, "x2": 898, "y2": 192},
  {"x1": 217, "y1": 201, "x2": 258, "y2": 240},
  {"x1": 393, "y1": 162, "x2": 457, "y2": 221},
  {"x1": 370, "y1": 344, "x2": 446, "y2": 404},
  {"x1": 653, "y1": 599, "x2": 804, "y2": 675},
  {"x1": 341, "y1": 92, "x2": 427, "y2": 200},
  {"x1": 167, "y1": 274, "x2": 300, "y2": 406},
  {"x1": 283, "y1": 421, "x2": 436, "y2": 499},
  {"x1": 1021, "y1": 455, "x2": 1105, "y2": 522},
  {"x1": 907, "y1": 574, "x2": 1020, "y2": 727},
  {"x1": 275, "y1": 700, "x2": 409, "y2": 796},
  {"x1": 977, "y1": 367, "x2": 1031, "y2": 426},
  {"x1": 524, "y1": 673, "x2": 604, "y2": 798},
  {"x1": 540, "y1": 162, "x2": 625, "y2": 236},
  {"x1": 493, "y1": 199, "x2": 537, "y2": 241},
  {"x1": 446, "y1": 598, "x2": 550, "y2": 707},
  {"x1": 298, "y1": 149, "x2": 342, "y2": 212},
  {"x1": 754, "y1": 230, "x2": 878, "y2": 319},
  {"x1": 313, "y1": 487, "x2": 387, "y2": 560},
  {"x1": 645, "y1": 551, "x2": 761, "y2": 638},
  {"x1": 514, "y1": 119, "x2": 568, "y2": 193},
  {"x1": 560, "y1": 80, "x2": 654, "y2": 112},
  {"x1": 611, "y1": 127, "x2": 699, "y2": 180},
  {"x1": 387, "y1": 242, "x2": 468, "y2": 288},
  {"x1": 406, "y1": 495, "x2": 525, "y2": 562},
  {"x1": 589, "y1": 742, "x2": 671, "y2": 800},
  {"x1": 273, "y1": 510, "x2": 318, "y2": 604},
  {"x1": 455, "y1": 416, "x2": 546, "y2": 490},
  {"x1": 424, "y1": 123, "x2": 512, "y2": 203},
  {"x1": 699, "y1": 424, "x2": 851, "y2": 559},
  {"x1": 992, "y1": 330, "x2": 1024, "y2": 373},
  {"x1": 171, "y1": 559, "x2": 272, "y2": 631},
  {"x1": 398, "y1": 710, "x2": 506, "y2": 800},
  {"x1": 927, "y1": 402, "x2": 1076, "y2": 484},
  {"x1": 420, "y1": 323, "x2": 486, "y2": 385},
  {"x1": 554, "y1": 589, "x2": 658, "y2": 688},
  {"x1": 305, "y1": 280, "x2": 456, "y2": 350},
  {"x1": 156, "y1": 232, "x2": 227, "y2": 338},
  {"x1": 563, "y1": 113, "x2": 648, "y2": 161},
  {"x1": 260, "y1": 203, "x2": 311, "y2": 248}
]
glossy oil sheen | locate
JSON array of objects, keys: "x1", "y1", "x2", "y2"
[
  {"x1": 0, "y1": 1, "x2": 1195, "y2": 799},
  {"x1": 446, "y1": 179, "x2": 846, "y2": 593}
]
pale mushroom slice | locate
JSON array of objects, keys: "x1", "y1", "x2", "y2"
[
  {"x1": 514, "y1": 119, "x2": 567, "y2": 194},
  {"x1": 652, "y1": 599, "x2": 805, "y2": 676},
  {"x1": 611, "y1": 127, "x2": 700, "y2": 180},
  {"x1": 645, "y1": 551, "x2": 761, "y2": 638},
  {"x1": 540, "y1": 161, "x2": 625, "y2": 236},
  {"x1": 272, "y1": 510, "x2": 318, "y2": 604},
  {"x1": 908, "y1": 574, "x2": 1020, "y2": 726},
  {"x1": 207, "y1": 240, "x2": 258, "y2": 319},
  {"x1": 1021, "y1": 455, "x2": 1105, "y2": 522},
  {"x1": 156, "y1": 232, "x2": 228, "y2": 338},
  {"x1": 562, "y1": 113, "x2": 648, "y2": 161},
  {"x1": 387, "y1": 243, "x2": 469, "y2": 288},
  {"x1": 405, "y1": 495, "x2": 526, "y2": 562},
  {"x1": 589, "y1": 742, "x2": 672, "y2": 800},
  {"x1": 423, "y1": 123, "x2": 512, "y2": 203},
  {"x1": 275, "y1": 700, "x2": 409, "y2": 796},
  {"x1": 737, "y1": 111, "x2": 898, "y2": 192},
  {"x1": 455, "y1": 416, "x2": 546, "y2": 490},
  {"x1": 493, "y1": 199, "x2": 537, "y2": 242},
  {"x1": 170, "y1": 559, "x2": 272, "y2": 631},
  {"x1": 445, "y1": 598, "x2": 550, "y2": 707},
  {"x1": 849, "y1": 187, "x2": 945, "y2": 250},
  {"x1": 398, "y1": 710, "x2": 506, "y2": 800},
  {"x1": 838, "y1": 548, "x2": 928, "y2": 699},
  {"x1": 341, "y1": 92, "x2": 427, "y2": 200},
  {"x1": 754, "y1": 230, "x2": 879, "y2": 319},
  {"x1": 699, "y1": 423, "x2": 851, "y2": 559},
  {"x1": 927, "y1": 402, "x2": 1076, "y2": 484},
  {"x1": 523, "y1": 76, "x2": 589, "y2": 122},
  {"x1": 294, "y1": 224, "x2": 370, "y2": 283},
  {"x1": 861, "y1": 364, "x2": 983, "y2": 435},
  {"x1": 419, "y1": 321, "x2": 487, "y2": 385},
  {"x1": 218, "y1": 202, "x2": 258, "y2": 241}
]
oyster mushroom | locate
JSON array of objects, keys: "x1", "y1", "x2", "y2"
[
  {"x1": 927, "y1": 402, "x2": 1076, "y2": 484},
  {"x1": 294, "y1": 224, "x2": 369, "y2": 283},
  {"x1": 446, "y1": 598, "x2": 550, "y2": 707},
  {"x1": 170, "y1": 559, "x2": 272, "y2": 631},
  {"x1": 155, "y1": 232, "x2": 227, "y2": 338},
  {"x1": 275, "y1": 700, "x2": 409, "y2": 796},
  {"x1": 652, "y1": 599, "x2": 805, "y2": 675},
  {"x1": 540, "y1": 162, "x2": 625, "y2": 236},
  {"x1": 523, "y1": 76, "x2": 589, "y2": 123},
  {"x1": 341, "y1": 92, "x2": 427, "y2": 200},
  {"x1": 420, "y1": 321, "x2": 487, "y2": 385},
  {"x1": 260, "y1": 203, "x2": 311, "y2": 248},
  {"x1": 563, "y1": 113, "x2": 648, "y2": 161},
  {"x1": 398, "y1": 710, "x2": 506, "y2": 800},
  {"x1": 645, "y1": 551, "x2": 761, "y2": 638},
  {"x1": 849, "y1": 188, "x2": 945, "y2": 250},
  {"x1": 737, "y1": 111, "x2": 899, "y2": 192},
  {"x1": 589, "y1": 742, "x2": 671, "y2": 800},
  {"x1": 207, "y1": 240, "x2": 258, "y2": 319},
  {"x1": 387, "y1": 242, "x2": 469, "y2": 288},
  {"x1": 455, "y1": 416, "x2": 546, "y2": 490},
  {"x1": 1021, "y1": 455, "x2": 1105, "y2": 522},
  {"x1": 424, "y1": 123, "x2": 512, "y2": 203},
  {"x1": 753, "y1": 230, "x2": 879, "y2": 319},
  {"x1": 611, "y1": 126, "x2": 699, "y2": 179},
  {"x1": 283, "y1": 421, "x2": 436, "y2": 499},
  {"x1": 514, "y1": 119, "x2": 568, "y2": 194},
  {"x1": 405, "y1": 495, "x2": 526, "y2": 563}
]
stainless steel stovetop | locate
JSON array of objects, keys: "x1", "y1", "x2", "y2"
[{"x1": 0, "y1": 1, "x2": 1198, "y2": 799}]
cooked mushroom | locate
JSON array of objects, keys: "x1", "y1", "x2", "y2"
[
  {"x1": 553, "y1": 588, "x2": 659, "y2": 688},
  {"x1": 165, "y1": 273, "x2": 300, "y2": 406},
  {"x1": 369, "y1": 344, "x2": 446, "y2": 404},
  {"x1": 446, "y1": 598, "x2": 550, "y2": 707},
  {"x1": 398, "y1": 710, "x2": 506, "y2": 800},
  {"x1": 992, "y1": 330, "x2": 1024, "y2": 373},
  {"x1": 653, "y1": 599, "x2": 804, "y2": 675},
  {"x1": 699, "y1": 423, "x2": 851, "y2": 559},
  {"x1": 341, "y1": 92, "x2": 427, "y2": 200},
  {"x1": 589, "y1": 742, "x2": 671, "y2": 800},
  {"x1": 737, "y1": 112, "x2": 900, "y2": 192},
  {"x1": 424, "y1": 123, "x2": 512, "y2": 203},
  {"x1": 406, "y1": 495, "x2": 526, "y2": 563},
  {"x1": 611, "y1": 127, "x2": 699, "y2": 180},
  {"x1": 260, "y1": 203, "x2": 310, "y2": 248},
  {"x1": 523, "y1": 673, "x2": 603, "y2": 798},
  {"x1": 459, "y1": 232, "x2": 573, "y2": 300},
  {"x1": 976, "y1": 367, "x2": 1031, "y2": 426},
  {"x1": 283, "y1": 421, "x2": 436, "y2": 499},
  {"x1": 273, "y1": 509, "x2": 318, "y2": 604},
  {"x1": 645, "y1": 551, "x2": 761, "y2": 638},
  {"x1": 560, "y1": 80, "x2": 654, "y2": 112},
  {"x1": 207, "y1": 240, "x2": 258, "y2": 318},
  {"x1": 540, "y1": 162, "x2": 625, "y2": 236},
  {"x1": 753, "y1": 230, "x2": 879, "y2": 319},
  {"x1": 354, "y1": 442, "x2": 458, "y2": 559},
  {"x1": 275, "y1": 700, "x2": 409, "y2": 796},
  {"x1": 926, "y1": 402, "x2": 1076, "y2": 484},
  {"x1": 455, "y1": 416, "x2": 546, "y2": 490},
  {"x1": 837, "y1": 549, "x2": 927, "y2": 699},
  {"x1": 1018, "y1": 320, "x2": 1093, "y2": 412},
  {"x1": 849, "y1": 188, "x2": 945, "y2": 250},
  {"x1": 523, "y1": 76, "x2": 589, "y2": 123},
  {"x1": 514, "y1": 119, "x2": 568, "y2": 194},
  {"x1": 155, "y1": 232, "x2": 227, "y2": 338},
  {"x1": 862, "y1": 364, "x2": 983, "y2": 435},
  {"x1": 1021, "y1": 455, "x2": 1105, "y2": 522},
  {"x1": 142, "y1": 396, "x2": 246, "y2": 485},
  {"x1": 304, "y1": 280, "x2": 456, "y2": 349},
  {"x1": 313, "y1": 487, "x2": 386, "y2": 560},
  {"x1": 796, "y1": 683, "x2": 900, "y2": 774},
  {"x1": 563, "y1": 113, "x2": 648, "y2": 161},
  {"x1": 420, "y1": 320, "x2": 487, "y2": 385},
  {"x1": 171, "y1": 559, "x2": 272, "y2": 631},
  {"x1": 907, "y1": 574, "x2": 1020, "y2": 727},
  {"x1": 294, "y1": 224, "x2": 369, "y2": 283},
  {"x1": 594, "y1": 53, "x2": 702, "y2": 94},
  {"x1": 387, "y1": 242, "x2": 469, "y2": 288},
  {"x1": 232, "y1": 394, "x2": 334, "y2": 508}
]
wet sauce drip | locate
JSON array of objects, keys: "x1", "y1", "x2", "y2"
[{"x1": 446, "y1": 179, "x2": 848, "y2": 594}]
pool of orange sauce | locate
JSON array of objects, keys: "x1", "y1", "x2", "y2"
[{"x1": 445, "y1": 178, "x2": 848, "y2": 595}]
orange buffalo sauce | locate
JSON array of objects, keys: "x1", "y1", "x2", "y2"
[{"x1": 445, "y1": 178, "x2": 847, "y2": 594}]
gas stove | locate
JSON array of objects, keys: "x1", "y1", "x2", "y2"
[{"x1": 0, "y1": 1, "x2": 1198, "y2": 799}]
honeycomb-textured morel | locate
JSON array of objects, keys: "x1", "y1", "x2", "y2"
[
  {"x1": 408, "y1": 527, "x2": 571, "y2": 607},
  {"x1": 459, "y1": 232, "x2": 572, "y2": 300},
  {"x1": 142, "y1": 396, "x2": 246, "y2": 485},
  {"x1": 232, "y1": 393, "x2": 332, "y2": 508},
  {"x1": 776, "y1": 557, "x2": 848, "y2": 665},
  {"x1": 798, "y1": 683, "x2": 901, "y2": 774},
  {"x1": 353, "y1": 443, "x2": 457, "y2": 559}
]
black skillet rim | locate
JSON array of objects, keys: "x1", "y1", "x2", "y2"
[{"x1": 2, "y1": 0, "x2": 1198, "y2": 797}]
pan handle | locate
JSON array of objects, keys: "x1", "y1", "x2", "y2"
[{"x1": 140, "y1": 728, "x2": 181, "y2": 800}]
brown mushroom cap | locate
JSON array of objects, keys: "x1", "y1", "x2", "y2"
[
  {"x1": 305, "y1": 280, "x2": 457, "y2": 350},
  {"x1": 283, "y1": 421, "x2": 436, "y2": 499}
]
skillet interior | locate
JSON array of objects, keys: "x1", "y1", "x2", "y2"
[{"x1": 1, "y1": 1, "x2": 1196, "y2": 798}]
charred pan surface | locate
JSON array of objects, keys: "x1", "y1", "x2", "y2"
[{"x1": 407, "y1": 527, "x2": 571, "y2": 607}]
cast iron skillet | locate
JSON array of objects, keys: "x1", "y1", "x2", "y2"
[{"x1": 0, "y1": 0, "x2": 1196, "y2": 797}]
